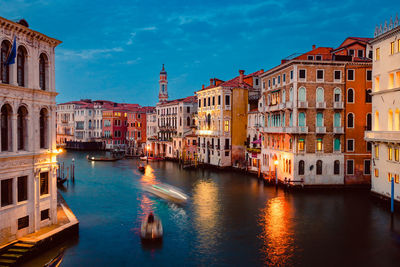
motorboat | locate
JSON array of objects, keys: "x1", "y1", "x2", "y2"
[
  {"x1": 140, "y1": 156, "x2": 163, "y2": 161},
  {"x1": 44, "y1": 248, "x2": 65, "y2": 267},
  {"x1": 140, "y1": 212, "x2": 163, "y2": 242},
  {"x1": 144, "y1": 183, "x2": 188, "y2": 204},
  {"x1": 86, "y1": 155, "x2": 122, "y2": 161}
]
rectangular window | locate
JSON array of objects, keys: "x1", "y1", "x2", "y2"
[
  {"x1": 283, "y1": 74, "x2": 286, "y2": 83},
  {"x1": 307, "y1": 55, "x2": 314, "y2": 60},
  {"x1": 203, "y1": 98, "x2": 206, "y2": 107},
  {"x1": 212, "y1": 97, "x2": 215, "y2": 106},
  {"x1": 290, "y1": 70, "x2": 293, "y2": 80},
  {"x1": 395, "y1": 148, "x2": 399, "y2": 161},
  {"x1": 187, "y1": 107, "x2": 190, "y2": 113},
  {"x1": 268, "y1": 80, "x2": 271, "y2": 87},
  {"x1": 395, "y1": 174, "x2": 400, "y2": 184},
  {"x1": 40, "y1": 172, "x2": 49, "y2": 196},
  {"x1": 388, "y1": 172, "x2": 393, "y2": 182},
  {"x1": 224, "y1": 120, "x2": 229, "y2": 132},
  {"x1": 17, "y1": 176, "x2": 28, "y2": 202},
  {"x1": 374, "y1": 168, "x2": 379, "y2": 177},
  {"x1": 391, "y1": 42, "x2": 395, "y2": 55},
  {"x1": 225, "y1": 139, "x2": 230, "y2": 149},
  {"x1": 316, "y1": 55, "x2": 322, "y2": 60},
  {"x1": 18, "y1": 216, "x2": 29, "y2": 230},
  {"x1": 347, "y1": 69, "x2": 354, "y2": 81},
  {"x1": 367, "y1": 142, "x2": 372, "y2": 152},
  {"x1": 347, "y1": 160, "x2": 354, "y2": 175},
  {"x1": 364, "y1": 160, "x2": 371, "y2": 175},
  {"x1": 347, "y1": 139, "x2": 354, "y2": 152},
  {"x1": 278, "y1": 76, "x2": 281, "y2": 84},
  {"x1": 316, "y1": 138, "x2": 323, "y2": 151},
  {"x1": 375, "y1": 145, "x2": 379, "y2": 158},
  {"x1": 225, "y1": 95, "x2": 230, "y2": 106},
  {"x1": 299, "y1": 69, "x2": 306, "y2": 79},
  {"x1": 1, "y1": 178, "x2": 13, "y2": 207},
  {"x1": 218, "y1": 95, "x2": 221, "y2": 105},
  {"x1": 41, "y1": 209, "x2": 50, "y2": 221},
  {"x1": 388, "y1": 147, "x2": 393, "y2": 160},
  {"x1": 349, "y1": 49, "x2": 355, "y2": 56},
  {"x1": 273, "y1": 78, "x2": 276, "y2": 85},
  {"x1": 357, "y1": 50, "x2": 364, "y2": 58},
  {"x1": 334, "y1": 70, "x2": 341, "y2": 81},
  {"x1": 317, "y1": 70, "x2": 324, "y2": 80},
  {"x1": 376, "y1": 47, "x2": 380, "y2": 60},
  {"x1": 298, "y1": 139, "x2": 305, "y2": 151},
  {"x1": 208, "y1": 97, "x2": 210, "y2": 106},
  {"x1": 367, "y1": 70, "x2": 372, "y2": 81}
]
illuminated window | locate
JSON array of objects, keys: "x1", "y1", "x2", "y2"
[
  {"x1": 298, "y1": 139, "x2": 305, "y2": 151},
  {"x1": 388, "y1": 109, "x2": 393, "y2": 130},
  {"x1": 388, "y1": 147, "x2": 393, "y2": 161},
  {"x1": 398, "y1": 40, "x2": 400, "y2": 53},
  {"x1": 316, "y1": 138, "x2": 323, "y2": 151},
  {"x1": 395, "y1": 148, "x2": 399, "y2": 162},
  {"x1": 375, "y1": 76, "x2": 380, "y2": 91},
  {"x1": 389, "y1": 73, "x2": 394, "y2": 89},
  {"x1": 374, "y1": 168, "x2": 379, "y2": 177},
  {"x1": 224, "y1": 120, "x2": 229, "y2": 132},
  {"x1": 376, "y1": 47, "x2": 380, "y2": 60},
  {"x1": 388, "y1": 172, "x2": 392, "y2": 182},
  {"x1": 396, "y1": 72, "x2": 400, "y2": 88},
  {"x1": 374, "y1": 111, "x2": 379, "y2": 130},
  {"x1": 391, "y1": 42, "x2": 395, "y2": 55},
  {"x1": 395, "y1": 174, "x2": 399, "y2": 184},
  {"x1": 375, "y1": 145, "x2": 379, "y2": 158}
]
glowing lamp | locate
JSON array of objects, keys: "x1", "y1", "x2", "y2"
[{"x1": 274, "y1": 160, "x2": 279, "y2": 166}]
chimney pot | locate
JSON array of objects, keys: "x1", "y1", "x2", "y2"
[
  {"x1": 239, "y1": 70, "x2": 245, "y2": 84},
  {"x1": 202, "y1": 84, "x2": 205, "y2": 89},
  {"x1": 210, "y1": 78, "x2": 213, "y2": 86},
  {"x1": 312, "y1": 44, "x2": 316, "y2": 50}
]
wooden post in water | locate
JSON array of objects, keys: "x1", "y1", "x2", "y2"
[{"x1": 67, "y1": 167, "x2": 69, "y2": 181}]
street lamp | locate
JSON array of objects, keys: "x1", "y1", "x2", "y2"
[
  {"x1": 274, "y1": 160, "x2": 279, "y2": 186},
  {"x1": 146, "y1": 144, "x2": 150, "y2": 163}
]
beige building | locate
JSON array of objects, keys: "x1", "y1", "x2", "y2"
[
  {"x1": 365, "y1": 16, "x2": 400, "y2": 201},
  {"x1": 0, "y1": 17, "x2": 61, "y2": 245}
]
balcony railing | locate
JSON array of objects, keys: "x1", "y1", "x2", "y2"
[
  {"x1": 316, "y1": 102, "x2": 326, "y2": 109},
  {"x1": 333, "y1": 101, "x2": 344, "y2": 109},
  {"x1": 365, "y1": 131, "x2": 400, "y2": 142},
  {"x1": 316, "y1": 126, "x2": 326, "y2": 134},
  {"x1": 298, "y1": 101, "x2": 308, "y2": 109},
  {"x1": 333, "y1": 127, "x2": 344, "y2": 134},
  {"x1": 285, "y1": 101, "x2": 293, "y2": 109}
]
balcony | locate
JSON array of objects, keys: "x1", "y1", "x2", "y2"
[
  {"x1": 264, "y1": 127, "x2": 285, "y2": 133},
  {"x1": 315, "y1": 102, "x2": 326, "y2": 109},
  {"x1": 333, "y1": 127, "x2": 344, "y2": 134},
  {"x1": 333, "y1": 101, "x2": 344, "y2": 109},
  {"x1": 196, "y1": 130, "x2": 221, "y2": 136},
  {"x1": 285, "y1": 101, "x2": 293, "y2": 109},
  {"x1": 316, "y1": 126, "x2": 326, "y2": 134},
  {"x1": 298, "y1": 101, "x2": 308, "y2": 109},
  {"x1": 285, "y1": 126, "x2": 308, "y2": 134},
  {"x1": 246, "y1": 147, "x2": 261, "y2": 153},
  {"x1": 278, "y1": 103, "x2": 286, "y2": 109},
  {"x1": 268, "y1": 104, "x2": 280, "y2": 112},
  {"x1": 365, "y1": 131, "x2": 400, "y2": 142}
]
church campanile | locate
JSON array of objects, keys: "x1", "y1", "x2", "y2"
[{"x1": 158, "y1": 64, "x2": 168, "y2": 103}]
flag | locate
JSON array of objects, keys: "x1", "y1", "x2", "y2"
[{"x1": 4, "y1": 36, "x2": 16, "y2": 66}]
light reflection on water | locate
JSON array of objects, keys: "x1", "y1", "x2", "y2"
[{"x1": 259, "y1": 196, "x2": 296, "y2": 266}]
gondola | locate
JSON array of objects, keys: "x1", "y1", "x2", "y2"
[
  {"x1": 57, "y1": 177, "x2": 67, "y2": 186},
  {"x1": 44, "y1": 248, "x2": 65, "y2": 267},
  {"x1": 138, "y1": 164, "x2": 145, "y2": 172}
]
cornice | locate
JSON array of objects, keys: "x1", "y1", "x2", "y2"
[
  {"x1": 370, "y1": 26, "x2": 400, "y2": 44},
  {"x1": 0, "y1": 83, "x2": 58, "y2": 97},
  {"x1": 0, "y1": 16, "x2": 62, "y2": 47}
]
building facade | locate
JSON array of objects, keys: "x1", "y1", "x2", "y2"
[
  {"x1": 0, "y1": 17, "x2": 61, "y2": 245},
  {"x1": 56, "y1": 101, "x2": 84, "y2": 145},
  {"x1": 365, "y1": 17, "x2": 400, "y2": 201}
]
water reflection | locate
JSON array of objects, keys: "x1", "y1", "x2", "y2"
[
  {"x1": 259, "y1": 197, "x2": 295, "y2": 266},
  {"x1": 140, "y1": 165, "x2": 156, "y2": 185},
  {"x1": 192, "y1": 179, "x2": 220, "y2": 254}
]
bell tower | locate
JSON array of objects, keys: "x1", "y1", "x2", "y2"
[{"x1": 158, "y1": 64, "x2": 168, "y2": 103}]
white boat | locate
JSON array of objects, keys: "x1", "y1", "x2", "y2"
[
  {"x1": 140, "y1": 213, "x2": 163, "y2": 242},
  {"x1": 144, "y1": 183, "x2": 189, "y2": 204}
]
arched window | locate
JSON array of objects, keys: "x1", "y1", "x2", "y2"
[
  {"x1": 347, "y1": 113, "x2": 354, "y2": 128},
  {"x1": 298, "y1": 112, "x2": 306, "y2": 126},
  {"x1": 298, "y1": 87, "x2": 306, "y2": 102},
  {"x1": 347, "y1": 88, "x2": 354, "y2": 103},
  {"x1": 395, "y1": 109, "x2": 400, "y2": 131},
  {"x1": 89, "y1": 120, "x2": 92, "y2": 129},
  {"x1": 17, "y1": 46, "x2": 27, "y2": 87},
  {"x1": 334, "y1": 138, "x2": 341, "y2": 151},
  {"x1": 374, "y1": 111, "x2": 379, "y2": 130},
  {"x1": 289, "y1": 87, "x2": 293, "y2": 102},
  {"x1": 17, "y1": 106, "x2": 28, "y2": 150},
  {"x1": 388, "y1": 109, "x2": 393, "y2": 130},
  {"x1": 40, "y1": 108, "x2": 49, "y2": 149},
  {"x1": 187, "y1": 117, "x2": 190, "y2": 126},
  {"x1": 316, "y1": 160, "x2": 323, "y2": 175},
  {"x1": 366, "y1": 113, "x2": 372, "y2": 131},
  {"x1": 298, "y1": 160, "x2": 305, "y2": 175},
  {"x1": 316, "y1": 112, "x2": 323, "y2": 127},
  {"x1": 39, "y1": 53, "x2": 48, "y2": 90},
  {"x1": 282, "y1": 90, "x2": 286, "y2": 103},
  {"x1": 316, "y1": 87, "x2": 324, "y2": 102},
  {"x1": 334, "y1": 113, "x2": 341, "y2": 127},
  {"x1": 365, "y1": 89, "x2": 372, "y2": 103},
  {"x1": 334, "y1": 160, "x2": 340, "y2": 175},
  {"x1": 207, "y1": 114, "x2": 211, "y2": 130},
  {"x1": 1, "y1": 104, "x2": 12, "y2": 151},
  {"x1": 1, "y1": 41, "x2": 11, "y2": 84},
  {"x1": 334, "y1": 88, "x2": 341, "y2": 102}
]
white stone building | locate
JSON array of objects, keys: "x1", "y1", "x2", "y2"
[
  {"x1": 0, "y1": 17, "x2": 60, "y2": 245},
  {"x1": 56, "y1": 101, "x2": 84, "y2": 145},
  {"x1": 365, "y1": 17, "x2": 400, "y2": 201},
  {"x1": 246, "y1": 102, "x2": 265, "y2": 174}
]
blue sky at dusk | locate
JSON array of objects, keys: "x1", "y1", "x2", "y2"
[{"x1": 1, "y1": 0, "x2": 398, "y2": 105}]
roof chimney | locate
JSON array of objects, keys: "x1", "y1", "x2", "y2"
[
  {"x1": 202, "y1": 84, "x2": 205, "y2": 89},
  {"x1": 312, "y1": 44, "x2": 316, "y2": 50},
  {"x1": 239, "y1": 70, "x2": 245, "y2": 84},
  {"x1": 210, "y1": 78, "x2": 213, "y2": 86}
]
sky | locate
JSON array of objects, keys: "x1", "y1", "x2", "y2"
[{"x1": 1, "y1": 0, "x2": 398, "y2": 106}]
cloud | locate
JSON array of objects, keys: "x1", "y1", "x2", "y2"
[
  {"x1": 57, "y1": 47, "x2": 124, "y2": 60},
  {"x1": 126, "y1": 26, "x2": 157, "y2": 45},
  {"x1": 126, "y1": 57, "x2": 141, "y2": 65}
]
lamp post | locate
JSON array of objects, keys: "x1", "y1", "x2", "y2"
[
  {"x1": 274, "y1": 160, "x2": 279, "y2": 186},
  {"x1": 146, "y1": 144, "x2": 150, "y2": 163}
]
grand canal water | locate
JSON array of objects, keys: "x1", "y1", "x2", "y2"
[{"x1": 24, "y1": 151, "x2": 400, "y2": 266}]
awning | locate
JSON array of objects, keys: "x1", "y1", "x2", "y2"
[{"x1": 251, "y1": 139, "x2": 262, "y2": 144}]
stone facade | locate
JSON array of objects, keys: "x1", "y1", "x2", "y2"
[{"x1": 0, "y1": 17, "x2": 61, "y2": 245}]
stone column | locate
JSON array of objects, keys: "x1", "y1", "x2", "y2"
[
  {"x1": 25, "y1": 115, "x2": 31, "y2": 152},
  {"x1": 11, "y1": 113, "x2": 17, "y2": 152},
  {"x1": 10, "y1": 61, "x2": 18, "y2": 86}
]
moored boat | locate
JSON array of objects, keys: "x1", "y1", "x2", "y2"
[
  {"x1": 140, "y1": 212, "x2": 163, "y2": 242},
  {"x1": 44, "y1": 248, "x2": 65, "y2": 267}
]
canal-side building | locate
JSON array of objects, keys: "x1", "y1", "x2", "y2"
[
  {"x1": 0, "y1": 17, "x2": 61, "y2": 245},
  {"x1": 196, "y1": 70, "x2": 263, "y2": 167},
  {"x1": 246, "y1": 106, "x2": 264, "y2": 174},
  {"x1": 126, "y1": 106, "x2": 153, "y2": 156},
  {"x1": 261, "y1": 38, "x2": 372, "y2": 186},
  {"x1": 56, "y1": 100, "x2": 85, "y2": 145},
  {"x1": 365, "y1": 16, "x2": 400, "y2": 201}
]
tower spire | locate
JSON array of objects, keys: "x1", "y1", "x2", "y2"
[{"x1": 158, "y1": 64, "x2": 168, "y2": 103}]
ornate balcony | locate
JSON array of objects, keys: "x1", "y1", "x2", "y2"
[
  {"x1": 333, "y1": 127, "x2": 344, "y2": 134},
  {"x1": 365, "y1": 131, "x2": 400, "y2": 142},
  {"x1": 285, "y1": 101, "x2": 293, "y2": 109},
  {"x1": 298, "y1": 101, "x2": 308, "y2": 109},
  {"x1": 316, "y1": 102, "x2": 326, "y2": 109},
  {"x1": 316, "y1": 126, "x2": 326, "y2": 134},
  {"x1": 333, "y1": 101, "x2": 344, "y2": 109}
]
